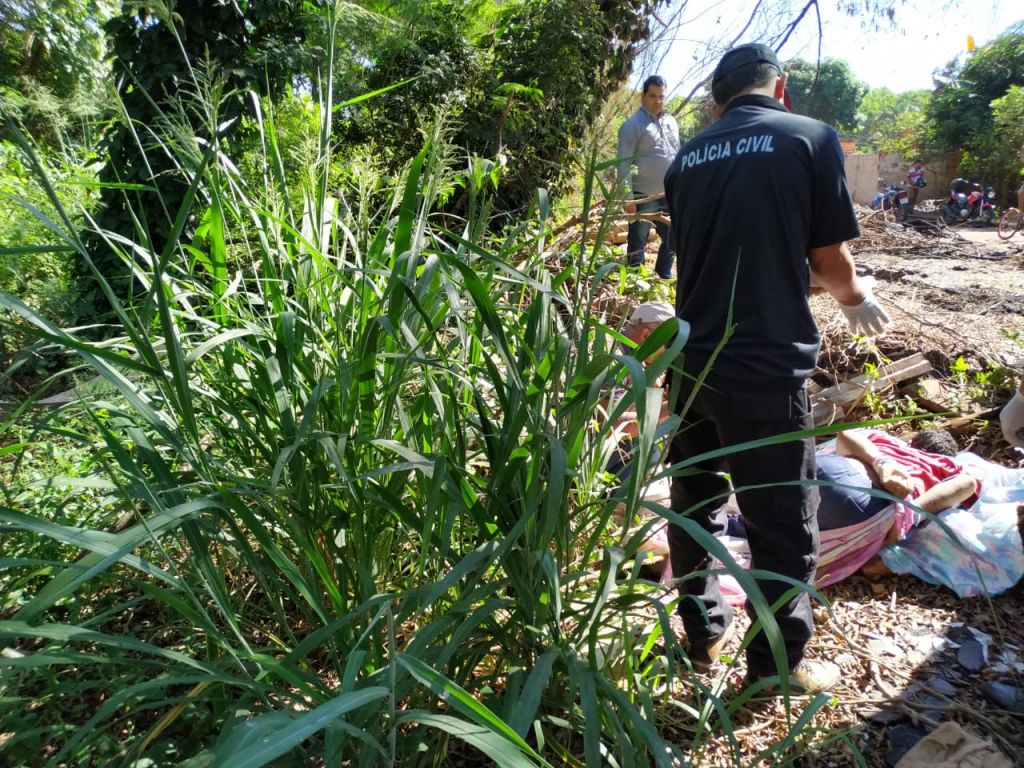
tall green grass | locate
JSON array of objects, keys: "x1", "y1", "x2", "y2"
[{"x1": 0, "y1": 8, "x2": 845, "y2": 766}]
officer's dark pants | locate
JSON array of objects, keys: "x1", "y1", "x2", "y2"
[
  {"x1": 626, "y1": 195, "x2": 674, "y2": 278},
  {"x1": 666, "y1": 374, "x2": 819, "y2": 676}
]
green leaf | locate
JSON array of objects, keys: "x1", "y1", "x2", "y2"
[
  {"x1": 397, "y1": 712, "x2": 545, "y2": 768},
  {"x1": 508, "y1": 648, "x2": 558, "y2": 738},
  {"x1": 330, "y1": 76, "x2": 420, "y2": 112},
  {"x1": 397, "y1": 654, "x2": 547, "y2": 763},
  {"x1": 212, "y1": 687, "x2": 389, "y2": 768},
  {"x1": 0, "y1": 621, "x2": 220, "y2": 675}
]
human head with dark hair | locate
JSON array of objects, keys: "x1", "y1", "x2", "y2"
[
  {"x1": 640, "y1": 75, "x2": 667, "y2": 117},
  {"x1": 711, "y1": 43, "x2": 784, "y2": 107},
  {"x1": 642, "y1": 75, "x2": 667, "y2": 94},
  {"x1": 909, "y1": 429, "x2": 958, "y2": 457}
]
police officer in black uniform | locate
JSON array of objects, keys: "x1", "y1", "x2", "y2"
[{"x1": 663, "y1": 44, "x2": 890, "y2": 694}]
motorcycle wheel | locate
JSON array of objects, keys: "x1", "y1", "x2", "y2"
[{"x1": 998, "y1": 207, "x2": 1022, "y2": 241}]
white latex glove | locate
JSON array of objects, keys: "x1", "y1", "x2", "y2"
[
  {"x1": 1000, "y1": 388, "x2": 1024, "y2": 448},
  {"x1": 839, "y1": 286, "x2": 891, "y2": 336}
]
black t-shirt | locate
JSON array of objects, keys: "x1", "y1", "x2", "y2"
[{"x1": 664, "y1": 94, "x2": 860, "y2": 384}]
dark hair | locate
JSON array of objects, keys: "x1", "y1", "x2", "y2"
[
  {"x1": 712, "y1": 62, "x2": 778, "y2": 106},
  {"x1": 909, "y1": 429, "x2": 958, "y2": 457},
  {"x1": 642, "y1": 76, "x2": 667, "y2": 94}
]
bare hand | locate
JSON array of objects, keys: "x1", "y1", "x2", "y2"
[
  {"x1": 873, "y1": 460, "x2": 914, "y2": 498},
  {"x1": 624, "y1": 200, "x2": 637, "y2": 215}
]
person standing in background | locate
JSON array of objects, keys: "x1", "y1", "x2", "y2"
[
  {"x1": 905, "y1": 159, "x2": 926, "y2": 219},
  {"x1": 617, "y1": 76, "x2": 681, "y2": 279}
]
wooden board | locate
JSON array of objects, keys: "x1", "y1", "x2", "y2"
[{"x1": 811, "y1": 353, "x2": 933, "y2": 425}]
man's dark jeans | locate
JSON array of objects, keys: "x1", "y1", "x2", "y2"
[
  {"x1": 666, "y1": 374, "x2": 818, "y2": 676},
  {"x1": 627, "y1": 195, "x2": 674, "y2": 278}
]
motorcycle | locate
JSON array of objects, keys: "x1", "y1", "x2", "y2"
[
  {"x1": 869, "y1": 179, "x2": 910, "y2": 220},
  {"x1": 942, "y1": 178, "x2": 997, "y2": 225},
  {"x1": 973, "y1": 185, "x2": 997, "y2": 224}
]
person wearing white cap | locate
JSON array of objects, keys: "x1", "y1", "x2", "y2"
[
  {"x1": 622, "y1": 301, "x2": 675, "y2": 351},
  {"x1": 603, "y1": 302, "x2": 677, "y2": 488},
  {"x1": 661, "y1": 42, "x2": 891, "y2": 696}
]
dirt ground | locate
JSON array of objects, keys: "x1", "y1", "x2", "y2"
[
  {"x1": 847, "y1": 209, "x2": 1024, "y2": 369},
  {"x1": 631, "y1": 209, "x2": 1024, "y2": 766}
]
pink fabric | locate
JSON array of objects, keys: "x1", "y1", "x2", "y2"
[
  {"x1": 814, "y1": 506, "x2": 895, "y2": 587},
  {"x1": 661, "y1": 506, "x2": 898, "y2": 606},
  {"x1": 656, "y1": 431, "x2": 984, "y2": 603},
  {"x1": 863, "y1": 431, "x2": 978, "y2": 538}
]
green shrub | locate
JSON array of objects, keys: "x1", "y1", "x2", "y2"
[{"x1": 0, "y1": 137, "x2": 95, "y2": 393}]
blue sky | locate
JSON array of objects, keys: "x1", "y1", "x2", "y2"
[{"x1": 654, "y1": 1, "x2": 1022, "y2": 95}]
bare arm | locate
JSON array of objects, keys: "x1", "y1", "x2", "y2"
[
  {"x1": 608, "y1": 392, "x2": 671, "y2": 440},
  {"x1": 835, "y1": 430, "x2": 882, "y2": 464},
  {"x1": 808, "y1": 242, "x2": 867, "y2": 306},
  {"x1": 914, "y1": 475, "x2": 976, "y2": 515},
  {"x1": 836, "y1": 431, "x2": 915, "y2": 498},
  {"x1": 837, "y1": 430, "x2": 975, "y2": 513}
]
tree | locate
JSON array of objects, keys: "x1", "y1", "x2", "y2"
[
  {"x1": 857, "y1": 87, "x2": 929, "y2": 153},
  {"x1": 782, "y1": 57, "x2": 867, "y2": 131},
  {"x1": 0, "y1": 0, "x2": 115, "y2": 97},
  {"x1": 992, "y1": 86, "x2": 1024, "y2": 169},
  {"x1": 340, "y1": 0, "x2": 670, "y2": 213},
  {"x1": 85, "y1": 0, "x2": 317, "y2": 312},
  {"x1": 926, "y1": 23, "x2": 1024, "y2": 195},
  {"x1": 0, "y1": 0, "x2": 117, "y2": 145},
  {"x1": 972, "y1": 84, "x2": 1024, "y2": 202},
  {"x1": 927, "y1": 23, "x2": 1024, "y2": 155}
]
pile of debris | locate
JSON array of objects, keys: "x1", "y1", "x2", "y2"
[
  {"x1": 853, "y1": 204, "x2": 1023, "y2": 258},
  {"x1": 855, "y1": 204, "x2": 967, "y2": 251}
]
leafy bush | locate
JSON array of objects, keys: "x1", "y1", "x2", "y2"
[
  {"x1": 340, "y1": 0, "x2": 668, "y2": 216},
  {"x1": 1, "y1": 74, "x2": 680, "y2": 766},
  {"x1": 0, "y1": 137, "x2": 95, "y2": 392}
]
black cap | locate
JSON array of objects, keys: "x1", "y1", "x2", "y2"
[{"x1": 711, "y1": 43, "x2": 782, "y2": 95}]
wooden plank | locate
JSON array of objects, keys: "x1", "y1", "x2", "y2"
[{"x1": 811, "y1": 353, "x2": 933, "y2": 425}]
